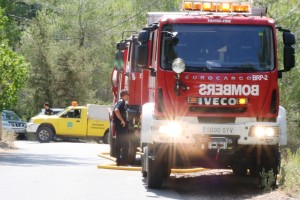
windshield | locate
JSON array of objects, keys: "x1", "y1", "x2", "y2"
[
  {"x1": 161, "y1": 24, "x2": 274, "y2": 72},
  {"x1": 2, "y1": 111, "x2": 21, "y2": 121}
]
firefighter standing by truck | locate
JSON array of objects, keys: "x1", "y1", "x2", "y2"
[{"x1": 113, "y1": 89, "x2": 130, "y2": 166}]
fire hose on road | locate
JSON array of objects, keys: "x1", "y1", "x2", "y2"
[{"x1": 97, "y1": 152, "x2": 208, "y2": 173}]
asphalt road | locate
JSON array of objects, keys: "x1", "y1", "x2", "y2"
[
  {"x1": 0, "y1": 141, "x2": 293, "y2": 200},
  {"x1": 0, "y1": 141, "x2": 182, "y2": 200}
]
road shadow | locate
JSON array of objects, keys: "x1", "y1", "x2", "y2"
[
  {"x1": 143, "y1": 169, "x2": 270, "y2": 200},
  {"x1": 0, "y1": 151, "x2": 98, "y2": 167}
]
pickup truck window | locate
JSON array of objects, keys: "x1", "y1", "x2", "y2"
[{"x1": 61, "y1": 109, "x2": 81, "y2": 118}]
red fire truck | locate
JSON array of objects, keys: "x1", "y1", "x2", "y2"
[
  {"x1": 111, "y1": 0, "x2": 296, "y2": 188},
  {"x1": 109, "y1": 32, "x2": 142, "y2": 164}
]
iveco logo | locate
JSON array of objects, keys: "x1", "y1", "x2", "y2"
[{"x1": 199, "y1": 98, "x2": 239, "y2": 105}]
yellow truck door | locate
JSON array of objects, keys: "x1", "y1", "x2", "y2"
[
  {"x1": 57, "y1": 108, "x2": 85, "y2": 136},
  {"x1": 86, "y1": 120, "x2": 108, "y2": 137}
]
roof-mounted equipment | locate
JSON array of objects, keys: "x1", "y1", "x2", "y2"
[{"x1": 182, "y1": 0, "x2": 266, "y2": 16}]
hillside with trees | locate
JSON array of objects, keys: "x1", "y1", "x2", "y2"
[
  {"x1": 1, "y1": 0, "x2": 299, "y2": 147},
  {"x1": 0, "y1": 0, "x2": 300, "y2": 142},
  {"x1": 1, "y1": 0, "x2": 299, "y2": 142},
  {"x1": 4, "y1": 0, "x2": 181, "y2": 118}
]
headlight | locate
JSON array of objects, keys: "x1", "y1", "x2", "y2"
[
  {"x1": 172, "y1": 58, "x2": 186, "y2": 74},
  {"x1": 249, "y1": 126, "x2": 279, "y2": 138},
  {"x1": 2, "y1": 121, "x2": 11, "y2": 127},
  {"x1": 158, "y1": 122, "x2": 183, "y2": 137}
]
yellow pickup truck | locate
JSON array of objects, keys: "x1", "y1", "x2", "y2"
[{"x1": 27, "y1": 104, "x2": 110, "y2": 143}]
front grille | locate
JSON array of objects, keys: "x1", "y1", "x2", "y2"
[
  {"x1": 189, "y1": 106, "x2": 246, "y2": 113},
  {"x1": 11, "y1": 123, "x2": 26, "y2": 127}
]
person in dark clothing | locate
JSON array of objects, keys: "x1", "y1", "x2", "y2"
[
  {"x1": 44, "y1": 102, "x2": 53, "y2": 115},
  {"x1": 113, "y1": 89, "x2": 130, "y2": 166},
  {"x1": 74, "y1": 109, "x2": 81, "y2": 118}
]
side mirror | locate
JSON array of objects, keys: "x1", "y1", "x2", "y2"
[
  {"x1": 114, "y1": 51, "x2": 124, "y2": 71},
  {"x1": 116, "y1": 41, "x2": 127, "y2": 51},
  {"x1": 283, "y1": 32, "x2": 296, "y2": 71},
  {"x1": 283, "y1": 32, "x2": 295, "y2": 45},
  {"x1": 138, "y1": 30, "x2": 150, "y2": 44},
  {"x1": 137, "y1": 30, "x2": 149, "y2": 68},
  {"x1": 284, "y1": 47, "x2": 295, "y2": 71},
  {"x1": 137, "y1": 44, "x2": 148, "y2": 68}
]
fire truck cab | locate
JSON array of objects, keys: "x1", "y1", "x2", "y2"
[{"x1": 135, "y1": 0, "x2": 295, "y2": 188}]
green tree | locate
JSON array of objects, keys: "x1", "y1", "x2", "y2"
[
  {"x1": 20, "y1": 1, "x2": 107, "y2": 114},
  {"x1": 0, "y1": 41, "x2": 28, "y2": 110},
  {"x1": 0, "y1": 9, "x2": 29, "y2": 139},
  {"x1": 0, "y1": 0, "x2": 39, "y2": 48},
  {"x1": 267, "y1": 0, "x2": 300, "y2": 149},
  {"x1": 18, "y1": 0, "x2": 183, "y2": 119}
]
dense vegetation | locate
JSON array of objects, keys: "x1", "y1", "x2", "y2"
[
  {"x1": 2, "y1": 0, "x2": 181, "y2": 118},
  {"x1": 0, "y1": 0, "x2": 299, "y2": 196}
]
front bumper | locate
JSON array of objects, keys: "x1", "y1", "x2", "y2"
[
  {"x1": 26, "y1": 123, "x2": 39, "y2": 133},
  {"x1": 151, "y1": 120, "x2": 280, "y2": 146},
  {"x1": 3, "y1": 126, "x2": 26, "y2": 134}
]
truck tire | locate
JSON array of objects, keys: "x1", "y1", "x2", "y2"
[
  {"x1": 127, "y1": 142, "x2": 137, "y2": 165},
  {"x1": 232, "y1": 150, "x2": 248, "y2": 176},
  {"x1": 36, "y1": 126, "x2": 54, "y2": 143},
  {"x1": 232, "y1": 165, "x2": 248, "y2": 176},
  {"x1": 147, "y1": 155, "x2": 164, "y2": 189},
  {"x1": 109, "y1": 130, "x2": 116, "y2": 157},
  {"x1": 127, "y1": 134, "x2": 138, "y2": 165},
  {"x1": 102, "y1": 130, "x2": 109, "y2": 144},
  {"x1": 145, "y1": 144, "x2": 167, "y2": 188}
]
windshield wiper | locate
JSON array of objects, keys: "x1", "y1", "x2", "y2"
[
  {"x1": 206, "y1": 65, "x2": 257, "y2": 72},
  {"x1": 185, "y1": 66, "x2": 210, "y2": 72},
  {"x1": 234, "y1": 64, "x2": 257, "y2": 72}
]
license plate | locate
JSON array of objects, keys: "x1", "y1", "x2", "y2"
[{"x1": 202, "y1": 126, "x2": 234, "y2": 134}]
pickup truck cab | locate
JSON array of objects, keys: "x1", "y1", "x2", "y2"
[{"x1": 28, "y1": 104, "x2": 110, "y2": 143}]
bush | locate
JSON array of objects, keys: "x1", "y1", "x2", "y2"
[
  {"x1": 0, "y1": 129, "x2": 16, "y2": 149},
  {"x1": 280, "y1": 148, "x2": 300, "y2": 197},
  {"x1": 259, "y1": 168, "x2": 276, "y2": 192}
]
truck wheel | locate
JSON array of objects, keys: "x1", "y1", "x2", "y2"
[
  {"x1": 127, "y1": 143, "x2": 137, "y2": 165},
  {"x1": 109, "y1": 130, "x2": 116, "y2": 157},
  {"x1": 147, "y1": 155, "x2": 164, "y2": 189},
  {"x1": 232, "y1": 165, "x2": 248, "y2": 176},
  {"x1": 162, "y1": 163, "x2": 171, "y2": 178},
  {"x1": 127, "y1": 134, "x2": 138, "y2": 165},
  {"x1": 102, "y1": 130, "x2": 109, "y2": 144},
  {"x1": 36, "y1": 126, "x2": 54, "y2": 143},
  {"x1": 232, "y1": 149, "x2": 248, "y2": 176}
]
